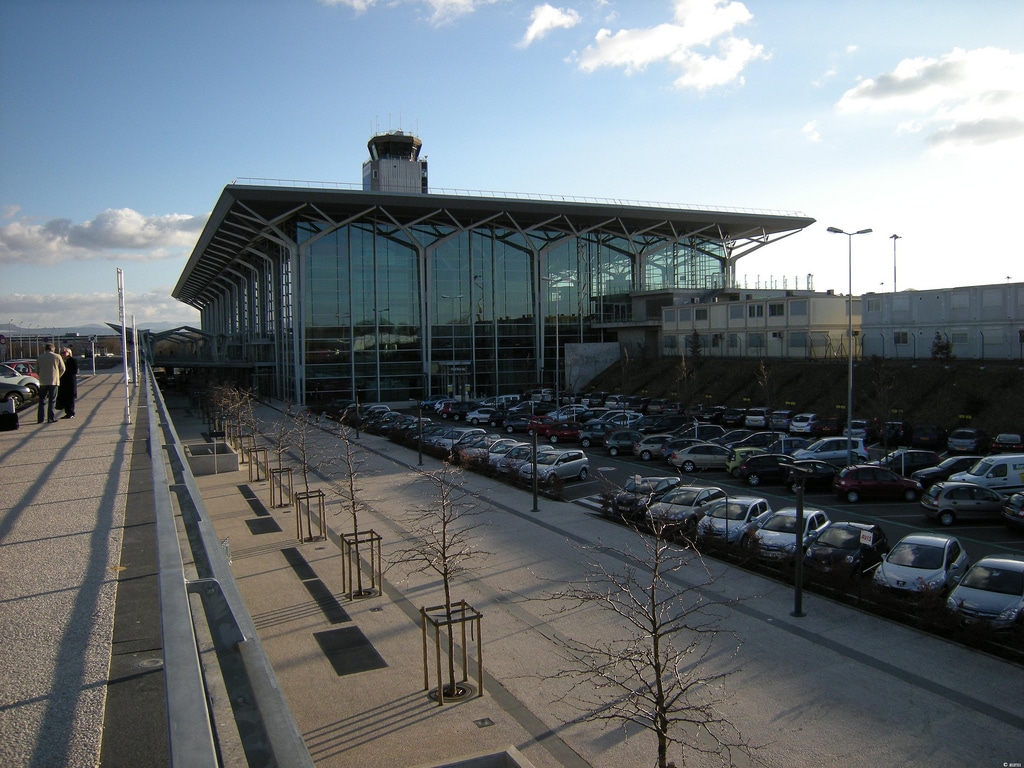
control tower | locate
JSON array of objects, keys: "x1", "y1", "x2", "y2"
[{"x1": 362, "y1": 131, "x2": 428, "y2": 193}]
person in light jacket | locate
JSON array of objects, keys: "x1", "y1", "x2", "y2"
[
  {"x1": 56, "y1": 348, "x2": 78, "y2": 419},
  {"x1": 36, "y1": 343, "x2": 66, "y2": 424}
]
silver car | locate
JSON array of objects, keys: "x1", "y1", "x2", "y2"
[
  {"x1": 946, "y1": 554, "x2": 1024, "y2": 629},
  {"x1": 747, "y1": 508, "x2": 830, "y2": 563},
  {"x1": 668, "y1": 442, "x2": 732, "y2": 473},
  {"x1": 873, "y1": 533, "x2": 969, "y2": 594},
  {"x1": 646, "y1": 485, "x2": 726, "y2": 537},
  {"x1": 792, "y1": 437, "x2": 869, "y2": 465},
  {"x1": 695, "y1": 496, "x2": 773, "y2": 548},
  {"x1": 519, "y1": 449, "x2": 590, "y2": 483}
]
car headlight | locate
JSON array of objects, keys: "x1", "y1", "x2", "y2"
[
  {"x1": 998, "y1": 604, "x2": 1024, "y2": 623},
  {"x1": 844, "y1": 554, "x2": 858, "y2": 564}
]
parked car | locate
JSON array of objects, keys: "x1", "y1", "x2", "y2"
[
  {"x1": 725, "y1": 446, "x2": 765, "y2": 478},
  {"x1": 872, "y1": 533, "x2": 969, "y2": 594},
  {"x1": 724, "y1": 430, "x2": 784, "y2": 451},
  {"x1": 768, "y1": 409, "x2": 793, "y2": 431},
  {"x1": 646, "y1": 485, "x2": 727, "y2": 538},
  {"x1": 946, "y1": 554, "x2": 1024, "y2": 629},
  {"x1": 920, "y1": 481, "x2": 1006, "y2": 526},
  {"x1": 487, "y1": 440, "x2": 529, "y2": 469},
  {"x1": 695, "y1": 496, "x2": 772, "y2": 548},
  {"x1": 946, "y1": 428, "x2": 990, "y2": 455},
  {"x1": 633, "y1": 433, "x2": 673, "y2": 462},
  {"x1": 911, "y1": 455, "x2": 983, "y2": 489},
  {"x1": 763, "y1": 436, "x2": 810, "y2": 456},
  {"x1": 909, "y1": 424, "x2": 948, "y2": 451},
  {"x1": 833, "y1": 465, "x2": 923, "y2": 503},
  {"x1": 788, "y1": 413, "x2": 820, "y2": 435},
  {"x1": 496, "y1": 442, "x2": 553, "y2": 475},
  {"x1": 746, "y1": 508, "x2": 831, "y2": 564},
  {"x1": 737, "y1": 453, "x2": 795, "y2": 486},
  {"x1": 600, "y1": 475, "x2": 683, "y2": 522},
  {"x1": 743, "y1": 407, "x2": 772, "y2": 428},
  {"x1": 811, "y1": 417, "x2": 842, "y2": 437},
  {"x1": 605, "y1": 429, "x2": 642, "y2": 457},
  {"x1": 0, "y1": 364, "x2": 39, "y2": 398},
  {"x1": 459, "y1": 436, "x2": 519, "y2": 465},
  {"x1": 1003, "y1": 493, "x2": 1024, "y2": 529},
  {"x1": 711, "y1": 428, "x2": 753, "y2": 446},
  {"x1": 519, "y1": 449, "x2": 590, "y2": 483},
  {"x1": 465, "y1": 406, "x2": 500, "y2": 425},
  {"x1": 675, "y1": 423, "x2": 727, "y2": 442},
  {"x1": 668, "y1": 442, "x2": 732, "y2": 473},
  {"x1": 502, "y1": 412, "x2": 537, "y2": 434},
  {"x1": 991, "y1": 433, "x2": 1024, "y2": 453},
  {"x1": 6, "y1": 359, "x2": 38, "y2": 378},
  {"x1": 785, "y1": 459, "x2": 838, "y2": 493},
  {"x1": 802, "y1": 522, "x2": 890, "y2": 580},
  {"x1": 949, "y1": 453, "x2": 1024, "y2": 495},
  {"x1": 658, "y1": 436, "x2": 706, "y2": 461},
  {"x1": 579, "y1": 421, "x2": 618, "y2": 448},
  {"x1": 792, "y1": 437, "x2": 870, "y2": 466},
  {"x1": 0, "y1": 380, "x2": 33, "y2": 409},
  {"x1": 872, "y1": 448, "x2": 942, "y2": 479},
  {"x1": 842, "y1": 419, "x2": 870, "y2": 439},
  {"x1": 720, "y1": 407, "x2": 747, "y2": 427}
]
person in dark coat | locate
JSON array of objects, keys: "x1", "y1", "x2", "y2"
[{"x1": 56, "y1": 347, "x2": 79, "y2": 419}]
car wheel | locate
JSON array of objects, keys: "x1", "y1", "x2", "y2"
[
  {"x1": 641, "y1": 450, "x2": 652, "y2": 461},
  {"x1": 27, "y1": 385, "x2": 39, "y2": 398},
  {"x1": 505, "y1": 425, "x2": 515, "y2": 434},
  {"x1": 550, "y1": 435, "x2": 559, "y2": 444},
  {"x1": 470, "y1": 418, "x2": 479, "y2": 425},
  {"x1": 846, "y1": 490, "x2": 860, "y2": 503},
  {"x1": 609, "y1": 446, "x2": 619, "y2": 456},
  {"x1": 4, "y1": 393, "x2": 23, "y2": 408},
  {"x1": 682, "y1": 460, "x2": 696, "y2": 473},
  {"x1": 731, "y1": 468, "x2": 741, "y2": 478},
  {"x1": 903, "y1": 489, "x2": 919, "y2": 502},
  {"x1": 581, "y1": 437, "x2": 591, "y2": 447},
  {"x1": 938, "y1": 510, "x2": 956, "y2": 526},
  {"x1": 453, "y1": 415, "x2": 461, "y2": 421},
  {"x1": 578, "y1": 467, "x2": 589, "y2": 481},
  {"x1": 747, "y1": 473, "x2": 762, "y2": 486}
]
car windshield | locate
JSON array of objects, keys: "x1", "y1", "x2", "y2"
[
  {"x1": 814, "y1": 526, "x2": 861, "y2": 549},
  {"x1": 707, "y1": 501, "x2": 753, "y2": 521},
  {"x1": 761, "y1": 515, "x2": 797, "y2": 533},
  {"x1": 888, "y1": 542, "x2": 944, "y2": 569},
  {"x1": 966, "y1": 460, "x2": 994, "y2": 478},
  {"x1": 661, "y1": 488, "x2": 701, "y2": 505},
  {"x1": 959, "y1": 565, "x2": 1024, "y2": 596}
]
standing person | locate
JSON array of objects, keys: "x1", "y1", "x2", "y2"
[
  {"x1": 56, "y1": 347, "x2": 79, "y2": 419},
  {"x1": 36, "y1": 343, "x2": 66, "y2": 424}
]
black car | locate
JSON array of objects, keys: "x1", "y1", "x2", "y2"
[
  {"x1": 909, "y1": 424, "x2": 948, "y2": 451},
  {"x1": 579, "y1": 421, "x2": 618, "y2": 448},
  {"x1": 785, "y1": 459, "x2": 837, "y2": 493},
  {"x1": 872, "y1": 449, "x2": 943, "y2": 477},
  {"x1": 737, "y1": 453, "x2": 795, "y2": 486},
  {"x1": 910, "y1": 455, "x2": 983, "y2": 489},
  {"x1": 720, "y1": 408, "x2": 747, "y2": 427},
  {"x1": 600, "y1": 475, "x2": 683, "y2": 523},
  {"x1": 803, "y1": 522, "x2": 890, "y2": 580}
]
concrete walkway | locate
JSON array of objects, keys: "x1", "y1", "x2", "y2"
[{"x1": 2, "y1": 376, "x2": 1024, "y2": 768}]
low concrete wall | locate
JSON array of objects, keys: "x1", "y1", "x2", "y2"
[
  {"x1": 184, "y1": 442, "x2": 239, "y2": 475},
  {"x1": 413, "y1": 746, "x2": 536, "y2": 768}
]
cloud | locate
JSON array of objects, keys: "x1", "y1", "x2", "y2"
[
  {"x1": 836, "y1": 47, "x2": 1024, "y2": 148},
  {"x1": 577, "y1": 0, "x2": 767, "y2": 91},
  {"x1": 802, "y1": 120, "x2": 821, "y2": 143},
  {"x1": 518, "y1": 4, "x2": 582, "y2": 48},
  {"x1": 0, "y1": 208, "x2": 205, "y2": 267},
  {"x1": 0, "y1": 289, "x2": 200, "y2": 329}
]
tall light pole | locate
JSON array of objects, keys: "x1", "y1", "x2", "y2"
[
  {"x1": 541, "y1": 277, "x2": 560, "y2": 406},
  {"x1": 890, "y1": 234, "x2": 901, "y2": 292},
  {"x1": 441, "y1": 294, "x2": 463, "y2": 401},
  {"x1": 827, "y1": 226, "x2": 872, "y2": 467}
]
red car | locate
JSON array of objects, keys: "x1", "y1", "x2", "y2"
[
  {"x1": 833, "y1": 465, "x2": 923, "y2": 503},
  {"x1": 527, "y1": 416, "x2": 582, "y2": 444}
]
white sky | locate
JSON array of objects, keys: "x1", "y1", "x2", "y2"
[{"x1": 2, "y1": 0, "x2": 1022, "y2": 329}]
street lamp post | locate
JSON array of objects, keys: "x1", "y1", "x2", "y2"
[
  {"x1": 541, "y1": 277, "x2": 561, "y2": 406},
  {"x1": 827, "y1": 226, "x2": 872, "y2": 467},
  {"x1": 890, "y1": 234, "x2": 901, "y2": 292}
]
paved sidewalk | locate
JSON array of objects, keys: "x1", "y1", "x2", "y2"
[{"x1": 3, "y1": 377, "x2": 1024, "y2": 768}]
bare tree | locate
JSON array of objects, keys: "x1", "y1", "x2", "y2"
[
  {"x1": 542, "y1": 529, "x2": 759, "y2": 768},
  {"x1": 328, "y1": 423, "x2": 372, "y2": 595},
  {"x1": 390, "y1": 460, "x2": 489, "y2": 698}
]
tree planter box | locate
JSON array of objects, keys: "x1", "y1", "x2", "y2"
[
  {"x1": 412, "y1": 746, "x2": 536, "y2": 768},
  {"x1": 184, "y1": 442, "x2": 239, "y2": 475}
]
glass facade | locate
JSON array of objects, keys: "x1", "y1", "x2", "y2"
[{"x1": 297, "y1": 217, "x2": 726, "y2": 404}]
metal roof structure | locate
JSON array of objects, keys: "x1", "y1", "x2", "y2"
[{"x1": 174, "y1": 184, "x2": 815, "y2": 310}]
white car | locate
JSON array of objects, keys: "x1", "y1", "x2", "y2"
[
  {"x1": 696, "y1": 497, "x2": 773, "y2": 548},
  {"x1": 946, "y1": 554, "x2": 1024, "y2": 629},
  {"x1": 789, "y1": 413, "x2": 820, "y2": 435},
  {"x1": 0, "y1": 363, "x2": 39, "y2": 398},
  {"x1": 792, "y1": 437, "x2": 869, "y2": 465},
  {"x1": 873, "y1": 533, "x2": 969, "y2": 594},
  {"x1": 518, "y1": 449, "x2": 590, "y2": 483},
  {"x1": 747, "y1": 508, "x2": 830, "y2": 563}
]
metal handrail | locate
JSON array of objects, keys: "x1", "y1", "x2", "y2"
[{"x1": 146, "y1": 365, "x2": 313, "y2": 767}]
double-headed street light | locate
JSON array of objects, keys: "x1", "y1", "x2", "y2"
[{"x1": 826, "y1": 226, "x2": 872, "y2": 467}]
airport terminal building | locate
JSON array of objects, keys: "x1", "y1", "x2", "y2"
[{"x1": 173, "y1": 133, "x2": 815, "y2": 405}]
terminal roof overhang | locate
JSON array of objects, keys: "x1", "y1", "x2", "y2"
[{"x1": 174, "y1": 184, "x2": 815, "y2": 309}]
